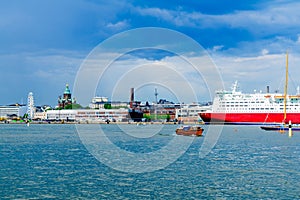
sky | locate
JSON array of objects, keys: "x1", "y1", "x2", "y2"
[{"x1": 1, "y1": 0, "x2": 300, "y2": 106}]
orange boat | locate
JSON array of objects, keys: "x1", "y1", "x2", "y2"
[{"x1": 175, "y1": 126, "x2": 204, "y2": 136}]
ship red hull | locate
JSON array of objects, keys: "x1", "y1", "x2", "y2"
[{"x1": 199, "y1": 112, "x2": 300, "y2": 124}]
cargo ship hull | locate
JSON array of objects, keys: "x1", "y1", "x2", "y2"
[
  {"x1": 128, "y1": 109, "x2": 143, "y2": 122},
  {"x1": 200, "y1": 112, "x2": 300, "y2": 124}
]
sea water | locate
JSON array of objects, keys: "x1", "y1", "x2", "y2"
[{"x1": 1, "y1": 124, "x2": 300, "y2": 199}]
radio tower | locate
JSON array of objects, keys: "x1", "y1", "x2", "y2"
[
  {"x1": 154, "y1": 88, "x2": 158, "y2": 104},
  {"x1": 27, "y1": 92, "x2": 35, "y2": 120},
  {"x1": 154, "y1": 88, "x2": 158, "y2": 121}
]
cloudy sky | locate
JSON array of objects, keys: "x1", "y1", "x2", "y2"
[{"x1": 1, "y1": 0, "x2": 300, "y2": 106}]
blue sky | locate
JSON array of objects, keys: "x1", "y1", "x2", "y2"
[{"x1": 1, "y1": 0, "x2": 300, "y2": 106}]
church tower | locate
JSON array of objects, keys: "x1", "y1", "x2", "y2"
[
  {"x1": 63, "y1": 84, "x2": 72, "y2": 102},
  {"x1": 58, "y1": 84, "x2": 73, "y2": 108}
]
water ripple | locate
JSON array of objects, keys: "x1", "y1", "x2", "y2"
[{"x1": 1, "y1": 124, "x2": 300, "y2": 199}]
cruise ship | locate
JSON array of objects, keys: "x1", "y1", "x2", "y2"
[{"x1": 199, "y1": 81, "x2": 300, "y2": 124}]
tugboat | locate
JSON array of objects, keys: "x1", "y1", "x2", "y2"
[{"x1": 176, "y1": 126, "x2": 204, "y2": 136}]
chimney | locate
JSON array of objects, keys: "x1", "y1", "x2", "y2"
[
  {"x1": 130, "y1": 88, "x2": 134, "y2": 108},
  {"x1": 267, "y1": 86, "x2": 270, "y2": 93}
]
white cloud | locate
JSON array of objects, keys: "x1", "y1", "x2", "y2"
[
  {"x1": 134, "y1": 7, "x2": 205, "y2": 27},
  {"x1": 233, "y1": 53, "x2": 282, "y2": 62},
  {"x1": 135, "y1": 7, "x2": 174, "y2": 22},
  {"x1": 212, "y1": 45, "x2": 224, "y2": 52},
  {"x1": 134, "y1": 1, "x2": 300, "y2": 36},
  {"x1": 296, "y1": 34, "x2": 300, "y2": 44},
  {"x1": 261, "y1": 49, "x2": 269, "y2": 55},
  {"x1": 106, "y1": 20, "x2": 130, "y2": 31},
  {"x1": 211, "y1": 51, "x2": 300, "y2": 94}
]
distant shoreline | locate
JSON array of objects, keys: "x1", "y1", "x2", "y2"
[{"x1": 0, "y1": 121, "x2": 201, "y2": 125}]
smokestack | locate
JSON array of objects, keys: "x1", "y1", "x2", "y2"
[
  {"x1": 267, "y1": 86, "x2": 270, "y2": 93},
  {"x1": 130, "y1": 88, "x2": 134, "y2": 108}
]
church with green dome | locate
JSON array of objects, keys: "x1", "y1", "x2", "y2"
[{"x1": 58, "y1": 84, "x2": 76, "y2": 109}]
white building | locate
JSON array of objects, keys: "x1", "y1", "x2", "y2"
[
  {"x1": 76, "y1": 108, "x2": 128, "y2": 122},
  {"x1": 33, "y1": 112, "x2": 47, "y2": 120},
  {"x1": 27, "y1": 92, "x2": 35, "y2": 119},
  {"x1": 89, "y1": 96, "x2": 129, "y2": 109},
  {"x1": 46, "y1": 108, "x2": 129, "y2": 122},
  {"x1": 0, "y1": 105, "x2": 27, "y2": 119},
  {"x1": 46, "y1": 110, "x2": 77, "y2": 121},
  {"x1": 89, "y1": 97, "x2": 109, "y2": 109},
  {"x1": 175, "y1": 104, "x2": 211, "y2": 122}
]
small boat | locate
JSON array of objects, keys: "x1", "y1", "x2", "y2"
[
  {"x1": 175, "y1": 126, "x2": 204, "y2": 136},
  {"x1": 260, "y1": 124, "x2": 300, "y2": 131}
]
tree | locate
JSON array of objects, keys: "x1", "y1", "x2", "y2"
[
  {"x1": 166, "y1": 114, "x2": 170, "y2": 122},
  {"x1": 143, "y1": 114, "x2": 151, "y2": 122},
  {"x1": 104, "y1": 103, "x2": 112, "y2": 109},
  {"x1": 64, "y1": 104, "x2": 83, "y2": 109}
]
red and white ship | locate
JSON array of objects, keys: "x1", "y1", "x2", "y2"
[{"x1": 199, "y1": 81, "x2": 300, "y2": 124}]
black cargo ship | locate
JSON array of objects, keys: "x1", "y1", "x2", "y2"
[{"x1": 128, "y1": 109, "x2": 143, "y2": 122}]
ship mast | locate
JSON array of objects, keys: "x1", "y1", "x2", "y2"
[{"x1": 283, "y1": 51, "x2": 288, "y2": 123}]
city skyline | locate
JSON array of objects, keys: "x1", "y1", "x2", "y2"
[{"x1": 1, "y1": 1, "x2": 300, "y2": 106}]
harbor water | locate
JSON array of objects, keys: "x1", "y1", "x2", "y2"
[{"x1": 1, "y1": 124, "x2": 300, "y2": 199}]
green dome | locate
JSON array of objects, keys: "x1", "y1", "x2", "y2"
[{"x1": 64, "y1": 84, "x2": 71, "y2": 94}]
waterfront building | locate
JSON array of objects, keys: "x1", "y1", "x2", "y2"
[
  {"x1": 0, "y1": 104, "x2": 27, "y2": 119},
  {"x1": 176, "y1": 103, "x2": 211, "y2": 123},
  {"x1": 148, "y1": 99, "x2": 180, "y2": 121},
  {"x1": 153, "y1": 103, "x2": 176, "y2": 120},
  {"x1": 27, "y1": 92, "x2": 35, "y2": 119},
  {"x1": 46, "y1": 110, "x2": 77, "y2": 121},
  {"x1": 110, "y1": 101, "x2": 129, "y2": 108},
  {"x1": 89, "y1": 96, "x2": 109, "y2": 109},
  {"x1": 76, "y1": 108, "x2": 128, "y2": 122},
  {"x1": 90, "y1": 96, "x2": 129, "y2": 109},
  {"x1": 46, "y1": 108, "x2": 129, "y2": 122},
  {"x1": 32, "y1": 105, "x2": 51, "y2": 120},
  {"x1": 33, "y1": 111, "x2": 47, "y2": 120}
]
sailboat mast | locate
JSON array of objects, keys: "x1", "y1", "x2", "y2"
[{"x1": 283, "y1": 51, "x2": 288, "y2": 122}]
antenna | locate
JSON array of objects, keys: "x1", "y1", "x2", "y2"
[
  {"x1": 283, "y1": 50, "x2": 288, "y2": 122},
  {"x1": 154, "y1": 88, "x2": 158, "y2": 121},
  {"x1": 154, "y1": 88, "x2": 158, "y2": 104}
]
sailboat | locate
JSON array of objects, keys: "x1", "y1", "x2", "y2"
[{"x1": 260, "y1": 51, "x2": 300, "y2": 132}]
